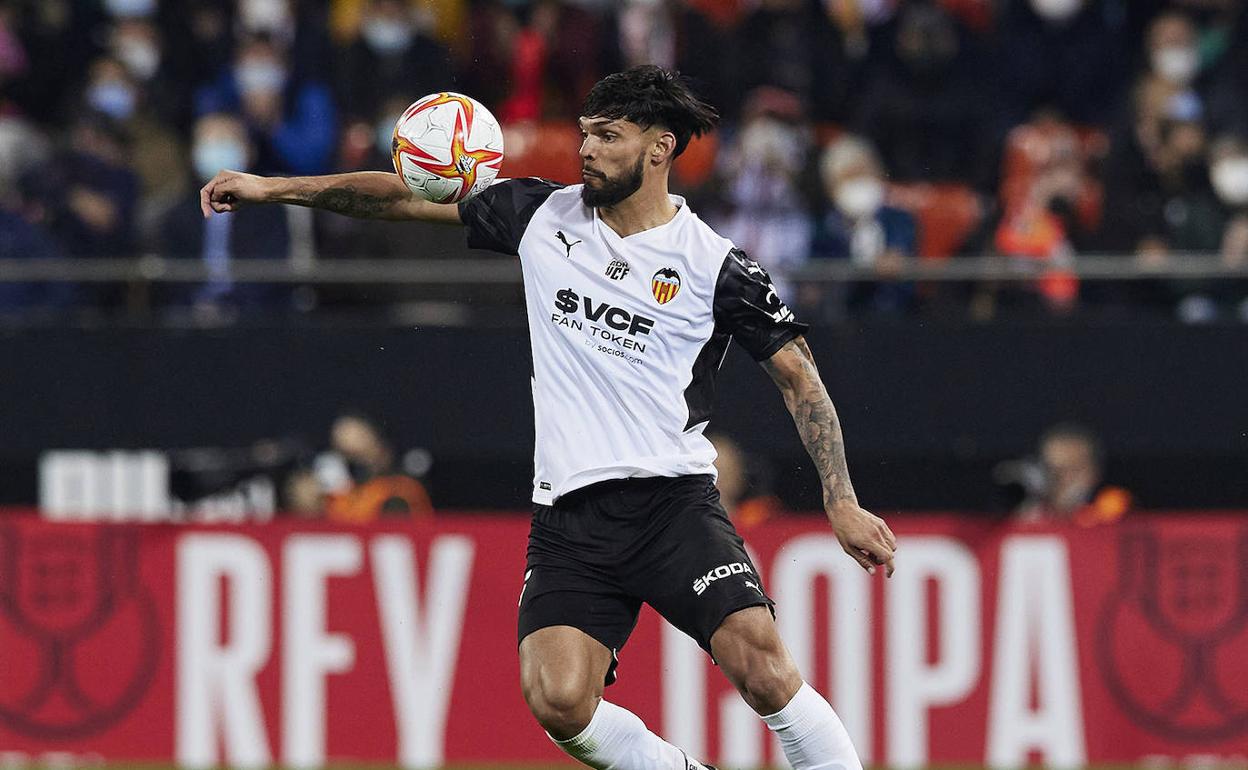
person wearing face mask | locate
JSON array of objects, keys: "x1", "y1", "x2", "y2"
[
  {"x1": 997, "y1": 0, "x2": 1129, "y2": 127},
  {"x1": 320, "y1": 411, "x2": 434, "y2": 523},
  {"x1": 156, "y1": 113, "x2": 291, "y2": 316},
  {"x1": 108, "y1": 18, "x2": 189, "y2": 127},
  {"x1": 82, "y1": 55, "x2": 188, "y2": 229},
  {"x1": 850, "y1": 1, "x2": 998, "y2": 189},
  {"x1": 334, "y1": 0, "x2": 454, "y2": 123},
  {"x1": 807, "y1": 135, "x2": 917, "y2": 319},
  {"x1": 709, "y1": 90, "x2": 814, "y2": 300},
  {"x1": 1208, "y1": 135, "x2": 1248, "y2": 317},
  {"x1": 195, "y1": 34, "x2": 336, "y2": 176}
]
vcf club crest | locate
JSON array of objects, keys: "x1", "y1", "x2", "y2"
[
  {"x1": 652, "y1": 268, "x2": 681, "y2": 305},
  {"x1": 0, "y1": 525, "x2": 160, "y2": 739},
  {"x1": 1097, "y1": 525, "x2": 1248, "y2": 742}
]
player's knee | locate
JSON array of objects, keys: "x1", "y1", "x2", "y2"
[
  {"x1": 729, "y1": 648, "x2": 802, "y2": 715},
  {"x1": 713, "y1": 616, "x2": 803, "y2": 715},
  {"x1": 521, "y1": 667, "x2": 599, "y2": 738}
]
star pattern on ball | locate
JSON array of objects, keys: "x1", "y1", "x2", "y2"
[{"x1": 395, "y1": 108, "x2": 503, "y2": 203}]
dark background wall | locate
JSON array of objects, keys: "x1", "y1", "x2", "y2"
[{"x1": 1, "y1": 321, "x2": 1244, "y2": 511}]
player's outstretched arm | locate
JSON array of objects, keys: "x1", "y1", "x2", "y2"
[
  {"x1": 199, "y1": 169, "x2": 462, "y2": 224},
  {"x1": 761, "y1": 336, "x2": 897, "y2": 576}
]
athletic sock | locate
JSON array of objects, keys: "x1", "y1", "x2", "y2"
[
  {"x1": 552, "y1": 698, "x2": 708, "y2": 770},
  {"x1": 761, "y1": 682, "x2": 864, "y2": 770}
]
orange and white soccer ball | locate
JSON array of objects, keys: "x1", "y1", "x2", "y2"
[{"x1": 391, "y1": 92, "x2": 505, "y2": 204}]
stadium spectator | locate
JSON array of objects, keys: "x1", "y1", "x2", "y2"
[
  {"x1": 156, "y1": 112, "x2": 290, "y2": 317},
  {"x1": 998, "y1": 422, "x2": 1131, "y2": 526},
  {"x1": 1101, "y1": 82, "x2": 1225, "y2": 319},
  {"x1": 807, "y1": 134, "x2": 917, "y2": 318},
  {"x1": 195, "y1": 33, "x2": 337, "y2": 175},
  {"x1": 107, "y1": 16, "x2": 183, "y2": 126},
  {"x1": 332, "y1": 0, "x2": 455, "y2": 123},
  {"x1": 320, "y1": 412, "x2": 433, "y2": 523},
  {"x1": 995, "y1": 0, "x2": 1129, "y2": 128},
  {"x1": 708, "y1": 432, "x2": 784, "y2": 530},
  {"x1": 24, "y1": 112, "x2": 139, "y2": 266},
  {"x1": 966, "y1": 113, "x2": 1099, "y2": 317},
  {"x1": 850, "y1": 0, "x2": 999, "y2": 190},
  {"x1": 81, "y1": 55, "x2": 188, "y2": 238},
  {"x1": 0, "y1": 115, "x2": 74, "y2": 314},
  {"x1": 601, "y1": 1, "x2": 732, "y2": 119},
  {"x1": 730, "y1": 0, "x2": 855, "y2": 122},
  {"x1": 1204, "y1": 4, "x2": 1248, "y2": 138},
  {"x1": 707, "y1": 87, "x2": 814, "y2": 294}
]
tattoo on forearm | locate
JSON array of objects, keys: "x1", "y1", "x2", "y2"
[
  {"x1": 302, "y1": 185, "x2": 399, "y2": 218},
  {"x1": 767, "y1": 339, "x2": 856, "y2": 505}
]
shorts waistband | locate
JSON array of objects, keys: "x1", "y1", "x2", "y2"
[{"x1": 552, "y1": 474, "x2": 713, "y2": 507}]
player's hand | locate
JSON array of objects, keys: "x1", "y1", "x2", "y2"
[
  {"x1": 200, "y1": 170, "x2": 271, "y2": 217},
  {"x1": 826, "y1": 502, "x2": 896, "y2": 577}
]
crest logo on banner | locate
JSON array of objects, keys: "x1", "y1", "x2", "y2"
[
  {"x1": 0, "y1": 526, "x2": 160, "y2": 739},
  {"x1": 1097, "y1": 525, "x2": 1248, "y2": 742}
]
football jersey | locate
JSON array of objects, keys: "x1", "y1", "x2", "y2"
[{"x1": 459, "y1": 178, "x2": 808, "y2": 505}]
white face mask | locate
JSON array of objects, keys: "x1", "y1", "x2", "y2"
[
  {"x1": 835, "y1": 178, "x2": 885, "y2": 219},
  {"x1": 117, "y1": 40, "x2": 161, "y2": 80},
  {"x1": 1212, "y1": 157, "x2": 1248, "y2": 206},
  {"x1": 239, "y1": 0, "x2": 293, "y2": 34},
  {"x1": 1153, "y1": 46, "x2": 1200, "y2": 85},
  {"x1": 1030, "y1": 0, "x2": 1082, "y2": 22},
  {"x1": 87, "y1": 80, "x2": 137, "y2": 121},
  {"x1": 193, "y1": 138, "x2": 249, "y2": 183},
  {"x1": 362, "y1": 18, "x2": 414, "y2": 54},
  {"x1": 236, "y1": 61, "x2": 287, "y2": 95},
  {"x1": 104, "y1": 0, "x2": 155, "y2": 18}
]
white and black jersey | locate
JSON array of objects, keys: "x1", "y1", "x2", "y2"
[{"x1": 460, "y1": 178, "x2": 808, "y2": 505}]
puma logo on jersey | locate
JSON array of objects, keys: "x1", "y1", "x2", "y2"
[
  {"x1": 554, "y1": 288, "x2": 655, "y2": 336},
  {"x1": 556, "y1": 230, "x2": 582, "y2": 257},
  {"x1": 693, "y1": 562, "x2": 753, "y2": 595}
]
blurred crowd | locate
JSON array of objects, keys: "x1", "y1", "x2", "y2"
[{"x1": 1, "y1": 0, "x2": 1247, "y2": 322}]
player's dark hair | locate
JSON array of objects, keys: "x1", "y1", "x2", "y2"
[{"x1": 582, "y1": 65, "x2": 720, "y2": 158}]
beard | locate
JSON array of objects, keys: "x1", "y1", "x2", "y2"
[{"x1": 581, "y1": 154, "x2": 646, "y2": 208}]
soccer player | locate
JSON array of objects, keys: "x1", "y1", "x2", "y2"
[{"x1": 201, "y1": 65, "x2": 897, "y2": 770}]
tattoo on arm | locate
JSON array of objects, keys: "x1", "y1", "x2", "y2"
[
  {"x1": 764, "y1": 338, "x2": 857, "y2": 506},
  {"x1": 301, "y1": 185, "x2": 402, "y2": 218}
]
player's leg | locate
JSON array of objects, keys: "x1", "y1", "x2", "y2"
[
  {"x1": 631, "y1": 476, "x2": 862, "y2": 770},
  {"x1": 519, "y1": 624, "x2": 613, "y2": 739},
  {"x1": 711, "y1": 607, "x2": 863, "y2": 770},
  {"x1": 520, "y1": 484, "x2": 714, "y2": 770},
  {"x1": 519, "y1": 606, "x2": 713, "y2": 770}
]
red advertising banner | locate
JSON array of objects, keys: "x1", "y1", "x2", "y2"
[{"x1": 0, "y1": 512, "x2": 1245, "y2": 768}]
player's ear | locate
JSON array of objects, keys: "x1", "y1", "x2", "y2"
[{"x1": 652, "y1": 131, "x2": 677, "y2": 166}]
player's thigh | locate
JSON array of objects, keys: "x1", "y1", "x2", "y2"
[
  {"x1": 630, "y1": 477, "x2": 774, "y2": 654},
  {"x1": 519, "y1": 624, "x2": 615, "y2": 711},
  {"x1": 520, "y1": 502, "x2": 643, "y2": 686}
]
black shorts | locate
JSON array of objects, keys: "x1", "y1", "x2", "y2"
[{"x1": 517, "y1": 474, "x2": 774, "y2": 685}]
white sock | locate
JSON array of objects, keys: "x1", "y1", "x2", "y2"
[
  {"x1": 761, "y1": 682, "x2": 864, "y2": 770},
  {"x1": 552, "y1": 699, "x2": 707, "y2": 770}
]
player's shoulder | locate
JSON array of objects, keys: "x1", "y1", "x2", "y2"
[{"x1": 680, "y1": 206, "x2": 738, "y2": 277}]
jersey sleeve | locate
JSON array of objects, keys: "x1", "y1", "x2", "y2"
[
  {"x1": 713, "y1": 248, "x2": 810, "y2": 361},
  {"x1": 457, "y1": 177, "x2": 564, "y2": 256}
]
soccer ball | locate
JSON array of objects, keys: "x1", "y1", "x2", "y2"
[{"x1": 391, "y1": 92, "x2": 505, "y2": 204}]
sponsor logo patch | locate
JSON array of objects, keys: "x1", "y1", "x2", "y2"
[{"x1": 692, "y1": 561, "x2": 753, "y2": 596}]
